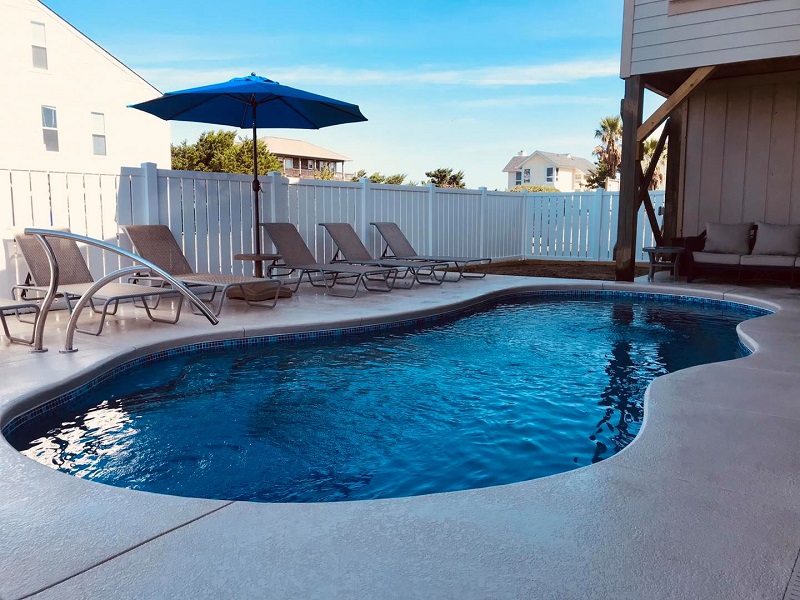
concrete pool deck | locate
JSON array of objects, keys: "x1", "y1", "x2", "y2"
[{"x1": 1, "y1": 274, "x2": 799, "y2": 600}]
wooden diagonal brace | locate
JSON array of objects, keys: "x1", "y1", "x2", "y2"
[{"x1": 637, "y1": 65, "x2": 716, "y2": 144}]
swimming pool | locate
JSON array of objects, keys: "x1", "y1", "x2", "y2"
[{"x1": 6, "y1": 293, "x2": 761, "y2": 503}]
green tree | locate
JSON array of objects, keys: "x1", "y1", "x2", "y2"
[
  {"x1": 425, "y1": 167, "x2": 465, "y2": 189},
  {"x1": 171, "y1": 130, "x2": 281, "y2": 175},
  {"x1": 314, "y1": 165, "x2": 336, "y2": 180},
  {"x1": 586, "y1": 116, "x2": 623, "y2": 189},
  {"x1": 642, "y1": 137, "x2": 667, "y2": 190},
  {"x1": 509, "y1": 184, "x2": 560, "y2": 193},
  {"x1": 350, "y1": 169, "x2": 408, "y2": 185}
]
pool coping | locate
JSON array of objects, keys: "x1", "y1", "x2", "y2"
[{"x1": 2, "y1": 275, "x2": 800, "y2": 600}]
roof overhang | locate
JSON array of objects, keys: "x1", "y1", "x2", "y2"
[{"x1": 640, "y1": 55, "x2": 800, "y2": 97}]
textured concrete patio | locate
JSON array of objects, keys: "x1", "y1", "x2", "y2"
[{"x1": 1, "y1": 274, "x2": 799, "y2": 600}]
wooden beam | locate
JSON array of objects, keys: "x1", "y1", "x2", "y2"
[
  {"x1": 637, "y1": 65, "x2": 716, "y2": 144},
  {"x1": 637, "y1": 163, "x2": 664, "y2": 247},
  {"x1": 637, "y1": 125, "x2": 669, "y2": 207},
  {"x1": 616, "y1": 75, "x2": 644, "y2": 282}
]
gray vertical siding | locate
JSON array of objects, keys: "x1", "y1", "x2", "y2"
[
  {"x1": 681, "y1": 72, "x2": 800, "y2": 235},
  {"x1": 625, "y1": 0, "x2": 800, "y2": 76}
]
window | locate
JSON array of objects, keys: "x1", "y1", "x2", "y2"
[
  {"x1": 515, "y1": 171, "x2": 522, "y2": 185},
  {"x1": 523, "y1": 168, "x2": 531, "y2": 184},
  {"x1": 91, "y1": 112, "x2": 106, "y2": 156},
  {"x1": 31, "y1": 22, "x2": 48, "y2": 70},
  {"x1": 546, "y1": 167, "x2": 554, "y2": 183},
  {"x1": 41, "y1": 106, "x2": 58, "y2": 152}
]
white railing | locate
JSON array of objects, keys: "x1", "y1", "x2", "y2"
[{"x1": 1, "y1": 163, "x2": 664, "y2": 294}]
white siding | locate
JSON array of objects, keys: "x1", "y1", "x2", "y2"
[
  {"x1": 622, "y1": 0, "x2": 800, "y2": 77},
  {"x1": 0, "y1": 0, "x2": 170, "y2": 174},
  {"x1": 680, "y1": 71, "x2": 800, "y2": 235}
]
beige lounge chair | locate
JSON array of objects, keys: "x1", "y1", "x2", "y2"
[
  {"x1": 263, "y1": 222, "x2": 398, "y2": 297},
  {"x1": 122, "y1": 224, "x2": 283, "y2": 315},
  {"x1": 371, "y1": 222, "x2": 491, "y2": 281},
  {"x1": 13, "y1": 232, "x2": 182, "y2": 336},
  {"x1": 319, "y1": 223, "x2": 448, "y2": 288}
]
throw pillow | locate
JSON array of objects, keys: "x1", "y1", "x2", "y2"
[
  {"x1": 751, "y1": 221, "x2": 800, "y2": 256},
  {"x1": 703, "y1": 222, "x2": 753, "y2": 254}
]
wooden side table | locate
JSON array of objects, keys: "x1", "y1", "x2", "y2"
[
  {"x1": 234, "y1": 253, "x2": 282, "y2": 278},
  {"x1": 642, "y1": 246, "x2": 685, "y2": 282}
]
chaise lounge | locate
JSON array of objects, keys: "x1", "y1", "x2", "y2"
[
  {"x1": 370, "y1": 221, "x2": 492, "y2": 281},
  {"x1": 263, "y1": 222, "x2": 399, "y2": 297},
  {"x1": 123, "y1": 224, "x2": 283, "y2": 315},
  {"x1": 13, "y1": 232, "x2": 183, "y2": 335},
  {"x1": 319, "y1": 223, "x2": 448, "y2": 288}
]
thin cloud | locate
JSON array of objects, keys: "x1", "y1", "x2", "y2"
[
  {"x1": 136, "y1": 58, "x2": 620, "y2": 91},
  {"x1": 452, "y1": 95, "x2": 615, "y2": 109}
]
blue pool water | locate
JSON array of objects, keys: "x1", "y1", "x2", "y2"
[{"x1": 7, "y1": 296, "x2": 758, "y2": 503}]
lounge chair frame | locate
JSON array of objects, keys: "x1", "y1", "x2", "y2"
[
  {"x1": 370, "y1": 221, "x2": 492, "y2": 282},
  {"x1": 263, "y1": 223, "x2": 399, "y2": 297},
  {"x1": 319, "y1": 223, "x2": 448, "y2": 288},
  {"x1": 0, "y1": 297, "x2": 41, "y2": 345},
  {"x1": 122, "y1": 225, "x2": 282, "y2": 315}
]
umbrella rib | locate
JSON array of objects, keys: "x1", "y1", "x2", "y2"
[{"x1": 256, "y1": 96, "x2": 320, "y2": 129}]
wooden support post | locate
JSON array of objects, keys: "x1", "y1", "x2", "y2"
[
  {"x1": 663, "y1": 107, "x2": 684, "y2": 242},
  {"x1": 616, "y1": 75, "x2": 644, "y2": 282}
]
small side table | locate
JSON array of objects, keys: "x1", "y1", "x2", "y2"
[
  {"x1": 234, "y1": 253, "x2": 282, "y2": 278},
  {"x1": 642, "y1": 246, "x2": 685, "y2": 282}
]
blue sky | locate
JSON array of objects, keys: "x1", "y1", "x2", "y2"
[{"x1": 44, "y1": 0, "x2": 629, "y2": 189}]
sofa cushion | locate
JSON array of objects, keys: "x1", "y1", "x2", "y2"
[
  {"x1": 692, "y1": 252, "x2": 741, "y2": 265},
  {"x1": 751, "y1": 221, "x2": 800, "y2": 256},
  {"x1": 740, "y1": 254, "x2": 796, "y2": 267},
  {"x1": 703, "y1": 222, "x2": 752, "y2": 254}
]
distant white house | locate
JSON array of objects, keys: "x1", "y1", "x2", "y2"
[
  {"x1": 502, "y1": 151, "x2": 595, "y2": 192},
  {"x1": 260, "y1": 137, "x2": 352, "y2": 180},
  {"x1": 0, "y1": 0, "x2": 170, "y2": 174}
]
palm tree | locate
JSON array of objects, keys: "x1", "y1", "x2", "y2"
[
  {"x1": 642, "y1": 138, "x2": 667, "y2": 190},
  {"x1": 592, "y1": 116, "x2": 623, "y2": 184}
]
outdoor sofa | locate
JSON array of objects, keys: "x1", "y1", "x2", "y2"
[{"x1": 685, "y1": 221, "x2": 800, "y2": 286}]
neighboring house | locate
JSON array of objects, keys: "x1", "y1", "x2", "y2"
[
  {"x1": 502, "y1": 151, "x2": 594, "y2": 192},
  {"x1": 614, "y1": 0, "x2": 800, "y2": 278},
  {"x1": 260, "y1": 137, "x2": 352, "y2": 180},
  {"x1": 0, "y1": 0, "x2": 170, "y2": 174}
]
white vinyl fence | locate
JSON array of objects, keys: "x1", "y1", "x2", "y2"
[{"x1": 1, "y1": 163, "x2": 664, "y2": 294}]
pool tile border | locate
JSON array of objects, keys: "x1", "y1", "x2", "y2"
[{"x1": 1, "y1": 290, "x2": 770, "y2": 438}]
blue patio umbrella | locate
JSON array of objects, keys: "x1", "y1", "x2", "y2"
[{"x1": 129, "y1": 73, "x2": 367, "y2": 275}]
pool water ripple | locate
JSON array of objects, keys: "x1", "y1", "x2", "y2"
[{"x1": 8, "y1": 297, "x2": 752, "y2": 502}]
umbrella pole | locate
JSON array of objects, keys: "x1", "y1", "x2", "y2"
[{"x1": 251, "y1": 106, "x2": 263, "y2": 277}]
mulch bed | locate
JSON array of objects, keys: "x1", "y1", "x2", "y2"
[{"x1": 464, "y1": 259, "x2": 649, "y2": 281}]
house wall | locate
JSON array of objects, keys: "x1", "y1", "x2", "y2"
[
  {"x1": 510, "y1": 155, "x2": 578, "y2": 192},
  {"x1": 0, "y1": 0, "x2": 171, "y2": 174},
  {"x1": 680, "y1": 70, "x2": 800, "y2": 236},
  {"x1": 621, "y1": 0, "x2": 800, "y2": 77}
]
